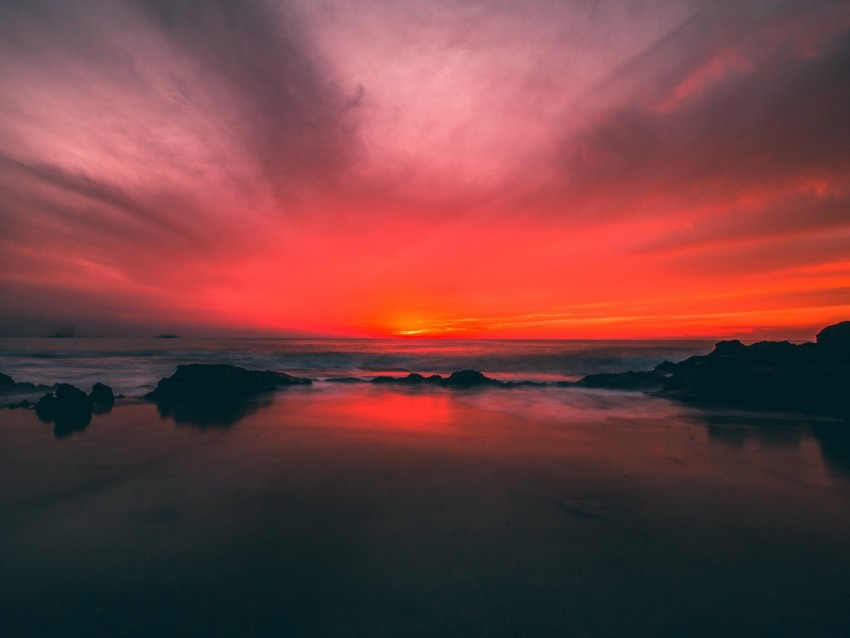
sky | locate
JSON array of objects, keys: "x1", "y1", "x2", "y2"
[{"x1": 0, "y1": 0, "x2": 848, "y2": 339}]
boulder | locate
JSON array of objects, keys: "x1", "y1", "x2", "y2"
[
  {"x1": 711, "y1": 340, "x2": 747, "y2": 356},
  {"x1": 654, "y1": 361, "x2": 678, "y2": 374},
  {"x1": 656, "y1": 322, "x2": 850, "y2": 416},
  {"x1": 576, "y1": 370, "x2": 666, "y2": 391},
  {"x1": 371, "y1": 373, "x2": 431, "y2": 384},
  {"x1": 35, "y1": 384, "x2": 93, "y2": 438},
  {"x1": 562, "y1": 320, "x2": 850, "y2": 418},
  {"x1": 444, "y1": 370, "x2": 500, "y2": 387},
  {"x1": 89, "y1": 382, "x2": 115, "y2": 407},
  {"x1": 368, "y1": 371, "x2": 501, "y2": 387},
  {"x1": 816, "y1": 321, "x2": 850, "y2": 353},
  {"x1": 145, "y1": 363, "x2": 311, "y2": 404}
]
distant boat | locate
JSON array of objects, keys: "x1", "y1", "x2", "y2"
[
  {"x1": 155, "y1": 334, "x2": 180, "y2": 339},
  {"x1": 46, "y1": 324, "x2": 76, "y2": 338}
]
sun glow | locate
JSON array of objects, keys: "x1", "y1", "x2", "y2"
[{"x1": 1, "y1": 2, "x2": 848, "y2": 339}]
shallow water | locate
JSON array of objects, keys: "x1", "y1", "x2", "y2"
[
  {"x1": 2, "y1": 384, "x2": 850, "y2": 636},
  {"x1": 0, "y1": 336, "x2": 714, "y2": 395}
]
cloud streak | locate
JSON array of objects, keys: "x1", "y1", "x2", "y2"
[{"x1": 0, "y1": 0, "x2": 848, "y2": 337}]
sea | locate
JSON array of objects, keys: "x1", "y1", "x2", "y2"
[
  {"x1": 0, "y1": 336, "x2": 716, "y2": 395},
  {"x1": 3, "y1": 337, "x2": 850, "y2": 636}
]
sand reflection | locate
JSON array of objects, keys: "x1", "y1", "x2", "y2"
[{"x1": 2, "y1": 386, "x2": 850, "y2": 636}]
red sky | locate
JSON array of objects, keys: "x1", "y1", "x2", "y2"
[{"x1": 1, "y1": 0, "x2": 849, "y2": 339}]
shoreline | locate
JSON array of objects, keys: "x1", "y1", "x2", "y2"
[{"x1": 3, "y1": 383, "x2": 850, "y2": 636}]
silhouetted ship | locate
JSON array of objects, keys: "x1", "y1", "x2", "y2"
[{"x1": 45, "y1": 324, "x2": 76, "y2": 338}]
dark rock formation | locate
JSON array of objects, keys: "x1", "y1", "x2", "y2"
[
  {"x1": 655, "y1": 322, "x2": 850, "y2": 417},
  {"x1": 368, "y1": 370, "x2": 503, "y2": 387},
  {"x1": 145, "y1": 364, "x2": 310, "y2": 427},
  {"x1": 0, "y1": 373, "x2": 54, "y2": 408},
  {"x1": 564, "y1": 321, "x2": 850, "y2": 418},
  {"x1": 444, "y1": 369, "x2": 498, "y2": 387},
  {"x1": 89, "y1": 382, "x2": 115, "y2": 407},
  {"x1": 145, "y1": 363, "x2": 311, "y2": 404},
  {"x1": 816, "y1": 321, "x2": 850, "y2": 354},
  {"x1": 371, "y1": 372, "x2": 440, "y2": 385},
  {"x1": 576, "y1": 370, "x2": 667, "y2": 391},
  {"x1": 35, "y1": 384, "x2": 93, "y2": 438},
  {"x1": 34, "y1": 393, "x2": 58, "y2": 420},
  {"x1": 654, "y1": 360, "x2": 678, "y2": 374},
  {"x1": 662, "y1": 332, "x2": 850, "y2": 415}
]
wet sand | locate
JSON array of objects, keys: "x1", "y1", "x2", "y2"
[{"x1": 2, "y1": 384, "x2": 850, "y2": 636}]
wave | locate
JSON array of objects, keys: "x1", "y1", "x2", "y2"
[{"x1": 0, "y1": 337, "x2": 714, "y2": 396}]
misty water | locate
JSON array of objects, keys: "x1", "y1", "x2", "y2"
[
  {"x1": 0, "y1": 336, "x2": 715, "y2": 395},
  {"x1": 2, "y1": 339, "x2": 850, "y2": 636}
]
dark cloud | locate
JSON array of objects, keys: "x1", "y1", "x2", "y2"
[
  {"x1": 0, "y1": 0, "x2": 365, "y2": 334},
  {"x1": 659, "y1": 226, "x2": 850, "y2": 277},
  {"x1": 545, "y1": 2, "x2": 850, "y2": 223},
  {"x1": 0, "y1": 0, "x2": 847, "y2": 336},
  {"x1": 137, "y1": 0, "x2": 359, "y2": 192},
  {"x1": 635, "y1": 195, "x2": 850, "y2": 256},
  {"x1": 0, "y1": 155, "x2": 201, "y2": 245}
]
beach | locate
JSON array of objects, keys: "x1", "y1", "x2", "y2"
[
  {"x1": 3, "y1": 380, "x2": 850, "y2": 636},
  {"x1": 4, "y1": 1, "x2": 849, "y2": 634}
]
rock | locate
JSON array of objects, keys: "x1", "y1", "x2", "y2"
[
  {"x1": 817, "y1": 321, "x2": 850, "y2": 353},
  {"x1": 0, "y1": 377, "x2": 54, "y2": 408},
  {"x1": 654, "y1": 361, "x2": 677, "y2": 374},
  {"x1": 711, "y1": 340, "x2": 747, "y2": 356},
  {"x1": 34, "y1": 393, "x2": 57, "y2": 421},
  {"x1": 89, "y1": 382, "x2": 115, "y2": 406},
  {"x1": 0, "y1": 372, "x2": 13, "y2": 386},
  {"x1": 555, "y1": 320, "x2": 850, "y2": 418},
  {"x1": 144, "y1": 364, "x2": 308, "y2": 429},
  {"x1": 145, "y1": 364, "x2": 311, "y2": 404},
  {"x1": 371, "y1": 373, "x2": 430, "y2": 384},
  {"x1": 576, "y1": 370, "x2": 666, "y2": 391},
  {"x1": 35, "y1": 384, "x2": 93, "y2": 438},
  {"x1": 655, "y1": 321, "x2": 850, "y2": 417},
  {"x1": 367, "y1": 371, "x2": 501, "y2": 387},
  {"x1": 444, "y1": 369, "x2": 500, "y2": 387}
]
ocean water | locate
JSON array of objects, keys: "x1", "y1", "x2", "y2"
[
  {"x1": 0, "y1": 336, "x2": 715, "y2": 395},
  {"x1": 3, "y1": 337, "x2": 850, "y2": 636}
]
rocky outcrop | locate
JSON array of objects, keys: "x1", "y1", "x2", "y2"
[
  {"x1": 369, "y1": 370, "x2": 503, "y2": 387},
  {"x1": 444, "y1": 369, "x2": 499, "y2": 387},
  {"x1": 658, "y1": 331, "x2": 850, "y2": 416},
  {"x1": 573, "y1": 321, "x2": 850, "y2": 417},
  {"x1": 575, "y1": 370, "x2": 667, "y2": 391},
  {"x1": 145, "y1": 364, "x2": 311, "y2": 403},
  {"x1": 816, "y1": 321, "x2": 850, "y2": 354},
  {"x1": 35, "y1": 383, "x2": 93, "y2": 438},
  {"x1": 144, "y1": 364, "x2": 311, "y2": 428},
  {"x1": 89, "y1": 382, "x2": 115, "y2": 407},
  {"x1": 0, "y1": 373, "x2": 55, "y2": 408}
]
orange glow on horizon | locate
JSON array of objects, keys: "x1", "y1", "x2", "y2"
[{"x1": 1, "y1": 2, "x2": 849, "y2": 340}]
